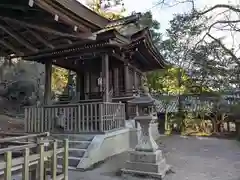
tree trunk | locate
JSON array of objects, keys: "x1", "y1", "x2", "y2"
[
  {"x1": 164, "y1": 113, "x2": 170, "y2": 134},
  {"x1": 212, "y1": 120, "x2": 218, "y2": 133}
]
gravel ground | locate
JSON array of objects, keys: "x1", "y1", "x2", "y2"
[
  {"x1": 69, "y1": 135, "x2": 240, "y2": 180},
  {"x1": 11, "y1": 135, "x2": 240, "y2": 180}
]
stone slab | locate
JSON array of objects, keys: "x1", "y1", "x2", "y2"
[
  {"x1": 129, "y1": 150, "x2": 163, "y2": 164},
  {"x1": 125, "y1": 159, "x2": 167, "y2": 173},
  {"x1": 122, "y1": 164, "x2": 171, "y2": 179}
]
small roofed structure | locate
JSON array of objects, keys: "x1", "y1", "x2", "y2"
[{"x1": 21, "y1": 27, "x2": 166, "y2": 101}]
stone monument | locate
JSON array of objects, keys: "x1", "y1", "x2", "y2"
[{"x1": 121, "y1": 83, "x2": 170, "y2": 179}]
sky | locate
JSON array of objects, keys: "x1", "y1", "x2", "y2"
[
  {"x1": 79, "y1": 0, "x2": 237, "y2": 33},
  {"x1": 123, "y1": 0, "x2": 236, "y2": 33},
  {"x1": 79, "y1": 0, "x2": 240, "y2": 47},
  {"x1": 123, "y1": 0, "x2": 240, "y2": 51}
]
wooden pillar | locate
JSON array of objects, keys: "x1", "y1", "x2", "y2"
[
  {"x1": 102, "y1": 54, "x2": 109, "y2": 102},
  {"x1": 133, "y1": 68, "x2": 137, "y2": 90},
  {"x1": 67, "y1": 70, "x2": 74, "y2": 97},
  {"x1": 44, "y1": 60, "x2": 52, "y2": 105},
  {"x1": 113, "y1": 67, "x2": 119, "y2": 96},
  {"x1": 76, "y1": 71, "x2": 81, "y2": 101},
  {"x1": 139, "y1": 73, "x2": 144, "y2": 88},
  {"x1": 236, "y1": 122, "x2": 240, "y2": 138},
  {"x1": 124, "y1": 62, "x2": 130, "y2": 94},
  {"x1": 227, "y1": 122, "x2": 230, "y2": 132},
  {"x1": 85, "y1": 72, "x2": 90, "y2": 99}
]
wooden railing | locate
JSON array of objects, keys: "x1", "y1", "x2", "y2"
[
  {"x1": 24, "y1": 102, "x2": 125, "y2": 133},
  {"x1": 102, "y1": 102, "x2": 125, "y2": 132},
  {"x1": 83, "y1": 89, "x2": 138, "y2": 99},
  {"x1": 126, "y1": 103, "x2": 137, "y2": 119},
  {"x1": 0, "y1": 133, "x2": 68, "y2": 180}
]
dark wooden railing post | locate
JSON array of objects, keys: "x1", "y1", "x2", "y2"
[{"x1": 99, "y1": 104, "x2": 104, "y2": 132}]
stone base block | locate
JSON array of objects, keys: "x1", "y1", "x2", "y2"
[
  {"x1": 122, "y1": 149, "x2": 170, "y2": 179},
  {"x1": 129, "y1": 150, "x2": 163, "y2": 164},
  {"x1": 125, "y1": 159, "x2": 167, "y2": 174}
]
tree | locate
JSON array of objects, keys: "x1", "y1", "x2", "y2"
[
  {"x1": 156, "y1": 0, "x2": 240, "y2": 90},
  {"x1": 144, "y1": 0, "x2": 240, "y2": 135},
  {"x1": 138, "y1": 11, "x2": 162, "y2": 48},
  {"x1": 147, "y1": 11, "x2": 233, "y2": 133},
  {"x1": 86, "y1": 0, "x2": 125, "y2": 20},
  {"x1": 147, "y1": 67, "x2": 191, "y2": 94},
  {"x1": 51, "y1": 66, "x2": 68, "y2": 95}
]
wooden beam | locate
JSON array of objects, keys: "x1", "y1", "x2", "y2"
[
  {"x1": 35, "y1": 0, "x2": 90, "y2": 32},
  {"x1": 0, "y1": 40, "x2": 24, "y2": 56},
  {"x1": 0, "y1": 24, "x2": 38, "y2": 52},
  {"x1": 0, "y1": 4, "x2": 38, "y2": 11},
  {"x1": 26, "y1": 28, "x2": 55, "y2": 49},
  {"x1": 0, "y1": 16, "x2": 82, "y2": 39},
  {"x1": 111, "y1": 53, "x2": 143, "y2": 75},
  {"x1": 51, "y1": 60, "x2": 77, "y2": 72}
]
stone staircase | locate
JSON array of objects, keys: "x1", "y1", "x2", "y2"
[{"x1": 49, "y1": 134, "x2": 95, "y2": 170}]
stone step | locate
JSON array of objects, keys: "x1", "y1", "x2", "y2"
[
  {"x1": 57, "y1": 165, "x2": 76, "y2": 170},
  {"x1": 58, "y1": 148, "x2": 86, "y2": 159},
  {"x1": 57, "y1": 156, "x2": 82, "y2": 167},
  {"x1": 49, "y1": 134, "x2": 95, "y2": 169},
  {"x1": 57, "y1": 156, "x2": 82, "y2": 160},
  {"x1": 59, "y1": 140, "x2": 91, "y2": 149},
  {"x1": 51, "y1": 134, "x2": 95, "y2": 142}
]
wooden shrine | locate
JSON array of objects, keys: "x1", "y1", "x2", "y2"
[{"x1": 0, "y1": 0, "x2": 167, "y2": 133}]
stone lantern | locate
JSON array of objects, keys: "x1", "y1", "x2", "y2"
[{"x1": 122, "y1": 84, "x2": 170, "y2": 178}]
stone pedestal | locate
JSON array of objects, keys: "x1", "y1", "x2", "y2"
[{"x1": 122, "y1": 116, "x2": 170, "y2": 179}]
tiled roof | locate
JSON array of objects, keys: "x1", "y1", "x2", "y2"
[
  {"x1": 154, "y1": 96, "x2": 179, "y2": 113},
  {"x1": 152, "y1": 94, "x2": 240, "y2": 113}
]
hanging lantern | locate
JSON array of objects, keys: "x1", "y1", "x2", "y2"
[{"x1": 97, "y1": 77, "x2": 102, "y2": 86}]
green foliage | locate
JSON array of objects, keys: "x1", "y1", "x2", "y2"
[
  {"x1": 147, "y1": 67, "x2": 191, "y2": 95},
  {"x1": 51, "y1": 66, "x2": 68, "y2": 94}
]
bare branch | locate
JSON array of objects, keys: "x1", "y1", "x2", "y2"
[
  {"x1": 198, "y1": 4, "x2": 240, "y2": 16},
  {"x1": 208, "y1": 19, "x2": 240, "y2": 30},
  {"x1": 206, "y1": 32, "x2": 240, "y2": 65}
]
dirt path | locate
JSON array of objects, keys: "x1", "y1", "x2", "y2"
[
  {"x1": 69, "y1": 136, "x2": 240, "y2": 180},
  {"x1": 0, "y1": 114, "x2": 24, "y2": 132}
]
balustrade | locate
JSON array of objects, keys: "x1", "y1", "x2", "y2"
[{"x1": 24, "y1": 102, "x2": 125, "y2": 133}]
